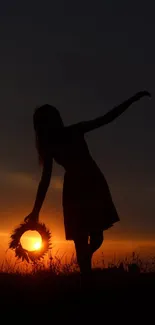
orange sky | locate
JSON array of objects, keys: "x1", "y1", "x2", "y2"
[
  {"x1": 0, "y1": 166, "x2": 154, "y2": 241},
  {"x1": 1, "y1": 229, "x2": 155, "y2": 269},
  {"x1": 0, "y1": 166, "x2": 155, "y2": 267}
]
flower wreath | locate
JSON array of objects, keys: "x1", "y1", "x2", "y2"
[{"x1": 9, "y1": 221, "x2": 51, "y2": 263}]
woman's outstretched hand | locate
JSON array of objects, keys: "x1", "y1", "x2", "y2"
[
  {"x1": 133, "y1": 91, "x2": 151, "y2": 101},
  {"x1": 24, "y1": 211, "x2": 39, "y2": 224}
]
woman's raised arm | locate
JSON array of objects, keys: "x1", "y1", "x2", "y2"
[{"x1": 72, "y1": 91, "x2": 151, "y2": 134}]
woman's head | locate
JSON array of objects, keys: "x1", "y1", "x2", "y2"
[{"x1": 33, "y1": 104, "x2": 64, "y2": 164}]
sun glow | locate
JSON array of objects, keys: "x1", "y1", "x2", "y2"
[
  {"x1": 20, "y1": 230, "x2": 42, "y2": 251},
  {"x1": 33, "y1": 241, "x2": 42, "y2": 250}
]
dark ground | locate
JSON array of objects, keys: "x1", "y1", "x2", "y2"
[
  {"x1": 0, "y1": 270, "x2": 154, "y2": 325},
  {"x1": 0, "y1": 267, "x2": 155, "y2": 309}
]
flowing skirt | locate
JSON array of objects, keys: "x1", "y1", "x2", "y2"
[{"x1": 62, "y1": 165, "x2": 119, "y2": 240}]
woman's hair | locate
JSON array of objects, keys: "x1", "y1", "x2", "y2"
[{"x1": 33, "y1": 104, "x2": 63, "y2": 164}]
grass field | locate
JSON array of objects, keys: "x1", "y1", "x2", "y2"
[{"x1": 0, "y1": 252, "x2": 155, "y2": 311}]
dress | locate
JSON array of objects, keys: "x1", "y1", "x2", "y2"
[{"x1": 53, "y1": 125, "x2": 120, "y2": 240}]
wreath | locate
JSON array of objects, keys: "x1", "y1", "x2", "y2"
[{"x1": 9, "y1": 221, "x2": 51, "y2": 263}]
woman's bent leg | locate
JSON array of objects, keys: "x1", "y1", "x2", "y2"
[{"x1": 90, "y1": 230, "x2": 104, "y2": 256}]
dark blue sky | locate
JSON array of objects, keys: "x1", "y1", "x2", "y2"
[{"x1": 0, "y1": 0, "x2": 154, "y2": 239}]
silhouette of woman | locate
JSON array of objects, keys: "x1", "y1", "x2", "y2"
[{"x1": 25, "y1": 91, "x2": 150, "y2": 274}]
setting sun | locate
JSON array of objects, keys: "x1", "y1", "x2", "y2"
[
  {"x1": 20, "y1": 230, "x2": 42, "y2": 252},
  {"x1": 33, "y1": 241, "x2": 42, "y2": 250}
]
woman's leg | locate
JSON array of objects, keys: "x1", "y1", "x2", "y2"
[
  {"x1": 89, "y1": 230, "x2": 104, "y2": 257},
  {"x1": 74, "y1": 233, "x2": 91, "y2": 274}
]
